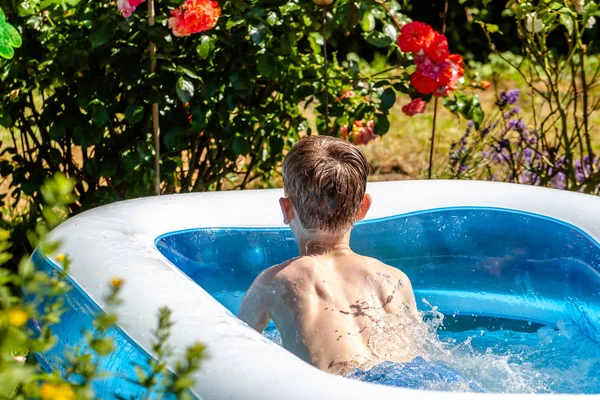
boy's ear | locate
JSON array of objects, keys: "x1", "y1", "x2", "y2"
[
  {"x1": 279, "y1": 197, "x2": 295, "y2": 225},
  {"x1": 356, "y1": 193, "x2": 372, "y2": 222}
]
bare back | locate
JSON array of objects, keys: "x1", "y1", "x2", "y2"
[{"x1": 238, "y1": 252, "x2": 421, "y2": 375}]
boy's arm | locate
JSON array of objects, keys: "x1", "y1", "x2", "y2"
[
  {"x1": 383, "y1": 267, "x2": 421, "y2": 322},
  {"x1": 401, "y1": 275, "x2": 421, "y2": 321},
  {"x1": 238, "y1": 271, "x2": 272, "y2": 333}
]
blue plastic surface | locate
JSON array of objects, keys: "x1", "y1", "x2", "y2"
[
  {"x1": 156, "y1": 207, "x2": 600, "y2": 326},
  {"x1": 31, "y1": 207, "x2": 600, "y2": 395},
  {"x1": 30, "y1": 251, "x2": 190, "y2": 400}
]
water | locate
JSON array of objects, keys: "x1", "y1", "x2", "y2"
[
  {"x1": 261, "y1": 302, "x2": 600, "y2": 393},
  {"x1": 156, "y1": 207, "x2": 600, "y2": 394}
]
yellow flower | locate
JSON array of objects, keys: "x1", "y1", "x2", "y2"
[
  {"x1": 40, "y1": 383, "x2": 75, "y2": 400},
  {"x1": 55, "y1": 254, "x2": 66, "y2": 263},
  {"x1": 7, "y1": 309, "x2": 28, "y2": 327},
  {"x1": 110, "y1": 277, "x2": 124, "y2": 288}
]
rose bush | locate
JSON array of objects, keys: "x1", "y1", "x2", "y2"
[{"x1": 0, "y1": 0, "x2": 417, "y2": 265}]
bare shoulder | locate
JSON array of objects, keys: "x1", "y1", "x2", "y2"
[
  {"x1": 357, "y1": 255, "x2": 412, "y2": 286},
  {"x1": 256, "y1": 257, "x2": 319, "y2": 287}
]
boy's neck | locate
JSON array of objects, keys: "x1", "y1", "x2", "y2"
[{"x1": 296, "y1": 229, "x2": 352, "y2": 257}]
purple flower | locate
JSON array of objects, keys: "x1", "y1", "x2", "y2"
[
  {"x1": 497, "y1": 89, "x2": 521, "y2": 109},
  {"x1": 459, "y1": 165, "x2": 468, "y2": 174},
  {"x1": 508, "y1": 119, "x2": 526, "y2": 133},
  {"x1": 576, "y1": 170, "x2": 585, "y2": 183},
  {"x1": 552, "y1": 172, "x2": 566, "y2": 190},
  {"x1": 523, "y1": 148, "x2": 534, "y2": 163},
  {"x1": 507, "y1": 90, "x2": 520, "y2": 105},
  {"x1": 466, "y1": 120, "x2": 474, "y2": 134}
]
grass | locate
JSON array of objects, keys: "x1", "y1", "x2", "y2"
[{"x1": 362, "y1": 55, "x2": 600, "y2": 181}]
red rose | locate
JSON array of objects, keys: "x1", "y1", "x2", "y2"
[
  {"x1": 402, "y1": 98, "x2": 427, "y2": 117},
  {"x1": 411, "y1": 71, "x2": 438, "y2": 95},
  {"x1": 448, "y1": 53, "x2": 464, "y2": 77},
  {"x1": 397, "y1": 22, "x2": 434, "y2": 54},
  {"x1": 169, "y1": 0, "x2": 221, "y2": 37},
  {"x1": 425, "y1": 32, "x2": 449, "y2": 62}
]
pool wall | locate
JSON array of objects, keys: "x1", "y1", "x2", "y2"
[{"x1": 34, "y1": 180, "x2": 600, "y2": 400}]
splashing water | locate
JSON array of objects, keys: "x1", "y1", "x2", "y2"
[{"x1": 263, "y1": 298, "x2": 600, "y2": 394}]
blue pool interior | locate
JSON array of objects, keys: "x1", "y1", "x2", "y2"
[
  {"x1": 156, "y1": 207, "x2": 600, "y2": 393},
  {"x1": 30, "y1": 251, "x2": 187, "y2": 400}
]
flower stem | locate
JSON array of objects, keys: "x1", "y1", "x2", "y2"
[
  {"x1": 427, "y1": 0, "x2": 449, "y2": 179},
  {"x1": 428, "y1": 99, "x2": 439, "y2": 179}
]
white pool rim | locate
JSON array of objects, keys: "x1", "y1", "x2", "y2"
[{"x1": 45, "y1": 180, "x2": 600, "y2": 399}]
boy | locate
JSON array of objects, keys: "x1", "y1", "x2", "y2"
[{"x1": 238, "y1": 136, "x2": 421, "y2": 376}]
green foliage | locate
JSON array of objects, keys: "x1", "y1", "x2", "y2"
[
  {"x1": 442, "y1": 0, "x2": 600, "y2": 193},
  {"x1": 0, "y1": 7, "x2": 21, "y2": 59},
  {"x1": 443, "y1": 92, "x2": 484, "y2": 129},
  {"x1": 0, "y1": 173, "x2": 204, "y2": 399},
  {"x1": 0, "y1": 0, "x2": 415, "y2": 265}
]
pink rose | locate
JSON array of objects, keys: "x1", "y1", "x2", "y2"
[
  {"x1": 117, "y1": 0, "x2": 145, "y2": 18},
  {"x1": 402, "y1": 98, "x2": 427, "y2": 117}
]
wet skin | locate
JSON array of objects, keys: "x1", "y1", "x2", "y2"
[{"x1": 238, "y1": 249, "x2": 421, "y2": 375}]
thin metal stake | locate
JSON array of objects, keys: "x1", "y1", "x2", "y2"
[
  {"x1": 322, "y1": 6, "x2": 329, "y2": 135},
  {"x1": 148, "y1": 0, "x2": 161, "y2": 195}
]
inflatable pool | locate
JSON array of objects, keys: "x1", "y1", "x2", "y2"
[{"x1": 32, "y1": 180, "x2": 600, "y2": 399}]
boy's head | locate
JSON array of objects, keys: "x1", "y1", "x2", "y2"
[{"x1": 281, "y1": 135, "x2": 371, "y2": 233}]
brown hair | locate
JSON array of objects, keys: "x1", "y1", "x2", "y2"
[{"x1": 282, "y1": 135, "x2": 369, "y2": 232}]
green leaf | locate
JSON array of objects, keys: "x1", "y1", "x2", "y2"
[
  {"x1": 266, "y1": 11, "x2": 279, "y2": 26},
  {"x1": 361, "y1": 11, "x2": 376, "y2": 32},
  {"x1": 381, "y1": 88, "x2": 396, "y2": 110},
  {"x1": 382, "y1": 23, "x2": 398, "y2": 40},
  {"x1": 308, "y1": 32, "x2": 324, "y2": 53},
  {"x1": 90, "y1": 20, "x2": 116, "y2": 48},
  {"x1": 364, "y1": 31, "x2": 393, "y2": 48},
  {"x1": 0, "y1": 37, "x2": 14, "y2": 59},
  {"x1": 125, "y1": 104, "x2": 144, "y2": 125},
  {"x1": 470, "y1": 95, "x2": 484, "y2": 129},
  {"x1": 225, "y1": 15, "x2": 244, "y2": 30},
  {"x1": 485, "y1": 23, "x2": 500, "y2": 33},
  {"x1": 73, "y1": 125, "x2": 101, "y2": 148},
  {"x1": 4, "y1": 23, "x2": 22, "y2": 48},
  {"x1": 249, "y1": 22, "x2": 269, "y2": 45},
  {"x1": 257, "y1": 55, "x2": 274, "y2": 77},
  {"x1": 374, "y1": 115, "x2": 390, "y2": 135},
  {"x1": 559, "y1": 13, "x2": 574, "y2": 35},
  {"x1": 92, "y1": 104, "x2": 109, "y2": 126},
  {"x1": 92, "y1": 337, "x2": 115, "y2": 356},
  {"x1": 50, "y1": 123, "x2": 66, "y2": 140},
  {"x1": 0, "y1": 113, "x2": 12, "y2": 127},
  {"x1": 176, "y1": 77, "x2": 195, "y2": 103},
  {"x1": 18, "y1": 259, "x2": 34, "y2": 279},
  {"x1": 196, "y1": 35, "x2": 216, "y2": 60},
  {"x1": 232, "y1": 136, "x2": 250, "y2": 155},
  {"x1": 269, "y1": 136, "x2": 284, "y2": 155}
]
